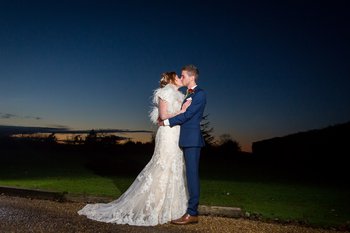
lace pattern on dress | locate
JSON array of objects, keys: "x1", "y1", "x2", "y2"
[{"x1": 78, "y1": 83, "x2": 188, "y2": 226}]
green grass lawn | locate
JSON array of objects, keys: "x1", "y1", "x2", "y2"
[
  {"x1": 0, "y1": 149, "x2": 120, "y2": 197},
  {"x1": 0, "y1": 149, "x2": 136, "y2": 198},
  {"x1": 199, "y1": 179, "x2": 350, "y2": 227},
  {"x1": 0, "y1": 173, "x2": 120, "y2": 197},
  {"x1": 1, "y1": 148, "x2": 349, "y2": 228}
]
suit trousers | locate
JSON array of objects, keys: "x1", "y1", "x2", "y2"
[{"x1": 183, "y1": 147, "x2": 201, "y2": 216}]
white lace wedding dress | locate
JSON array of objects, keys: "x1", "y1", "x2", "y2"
[{"x1": 78, "y1": 84, "x2": 188, "y2": 226}]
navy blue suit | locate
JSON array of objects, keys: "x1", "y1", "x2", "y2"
[{"x1": 168, "y1": 86, "x2": 206, "y2": 216}]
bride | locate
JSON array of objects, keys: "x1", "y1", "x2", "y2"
[{"x1": 78, "y1": 72, "x2": 191, "y2": 226}]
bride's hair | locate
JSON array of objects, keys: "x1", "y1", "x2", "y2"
[{"x1": 160, "y1": 72, "x2": 177, "y2": 88}]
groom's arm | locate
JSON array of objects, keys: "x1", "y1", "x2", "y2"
[{"x1": 165, "y1": 90, "x2": 206, "y2": 126}]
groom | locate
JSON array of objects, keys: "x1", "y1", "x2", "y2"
[{"x1": 159, "y1": 64, "x2": 206, "y2": 224}]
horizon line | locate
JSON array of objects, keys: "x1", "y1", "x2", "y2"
[{"x1": 0, "y1": 125, "x2": 153, "y2": 135}]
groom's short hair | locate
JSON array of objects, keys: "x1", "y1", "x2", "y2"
[{"x1": 182, "y1": 64, "x2": 199, "y2": 80}]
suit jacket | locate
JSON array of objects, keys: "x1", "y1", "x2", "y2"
[{"x1": 169, "y1": 86, "x2": 206, "y2": 147}]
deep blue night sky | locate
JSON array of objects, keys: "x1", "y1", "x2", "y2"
[{"x1": 1, "y1": 1, "x2": 349, "y2": 151}]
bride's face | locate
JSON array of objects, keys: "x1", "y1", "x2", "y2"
[{"x1": 173, "y1": 75, "x2": 183, "y2": 88}]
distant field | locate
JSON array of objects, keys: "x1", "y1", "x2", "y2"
[{"x1": 0, "y1": 145, "x2": 349, "y2": 228}]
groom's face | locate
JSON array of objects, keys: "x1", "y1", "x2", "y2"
[{"x1": 181, "y1": 70, "x2": 192, "y2": 87}]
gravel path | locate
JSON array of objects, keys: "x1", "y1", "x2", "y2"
[{"x1": 0, "y1": 195, "x2": 346, "y2": 233}]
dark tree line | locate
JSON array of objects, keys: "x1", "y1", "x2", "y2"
[
  {"x1": 1, "y1": 114, "x2": 243, "y2": 157},
  {"x1": 84, "y1": 130, "x2": 128, "y2": 145}
]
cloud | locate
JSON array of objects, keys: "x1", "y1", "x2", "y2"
[
  {"x1": 0, "y1": 125, "x2": 153, "y2": 136},
  {"x1": 47, "y1": 124, "x2": 70, "y2": 129},
  {"x1": 0, "y1": 113, "x2": 42, "y2": 120},
  {"x1": 1, "y1": 113, "x2": 17, "y2": 119},
  {"x1": 0, "y1": 125, "x2": 66, "y2": 136},
  {"x1": 54, "y1": 128, "x2": 153, "y2": 134},
  {"x1": 25, "y1": 115, "x2": 42, "y2": 120}
]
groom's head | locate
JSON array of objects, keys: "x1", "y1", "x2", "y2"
[{"x1": 181, "y1": 64, "x2": 199, "y2": 87}]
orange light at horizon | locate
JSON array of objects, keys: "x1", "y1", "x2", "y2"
[{"x1": 12, "y1": 132, "x2": 153, "y2": 144}]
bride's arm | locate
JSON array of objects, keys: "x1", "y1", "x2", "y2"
[{"x1": 158, "y1": 98, "x2": 191, "y2": 121}]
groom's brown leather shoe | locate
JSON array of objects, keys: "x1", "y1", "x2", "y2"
[{"x1": 171, "y1": 213, "x2": 198, "y2": 225}]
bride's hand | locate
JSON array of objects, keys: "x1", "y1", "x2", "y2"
[{"x1": 180, "y1": 99, "x2": 192, "y2": 113}]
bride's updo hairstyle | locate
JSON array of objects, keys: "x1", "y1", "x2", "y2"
[{"x1": 160, "y1": 72, "x2": 177, "y2": 88}]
